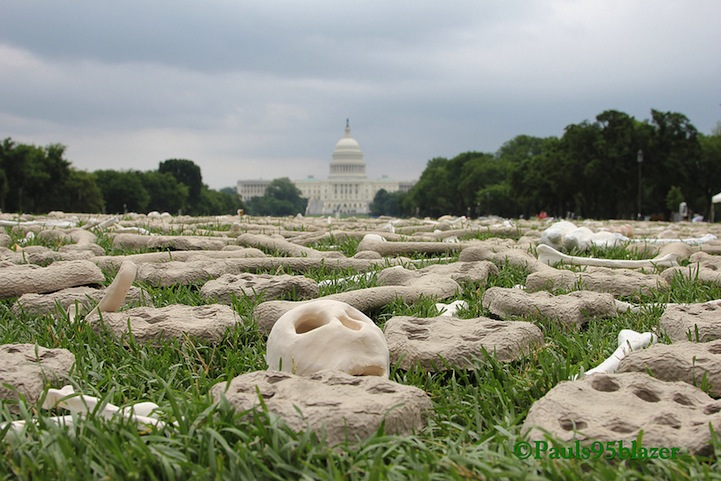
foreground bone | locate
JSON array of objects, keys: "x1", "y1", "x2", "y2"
[
  {"x1": 68, "y1": 261, "x2": 138, "y2": 321},
  {"x1": 2, "y1": 385, "x2": 167, "y2": 437},
  {"x1": 537, "y1": 244, "x2": 679, "y2": 269},
  {"x1": 580, "y1": 329, "x2": 657, "y2": 377},
  {"x1": 265, "y1": 300, "x2": 389, "y2": 377},
  {"x1": 96, "y1": 261, "x2": 138, "y2": 312}
]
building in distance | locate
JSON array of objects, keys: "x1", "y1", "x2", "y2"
[{"x1": 237, "y1": 120, "x2": 415, "y2": 215}]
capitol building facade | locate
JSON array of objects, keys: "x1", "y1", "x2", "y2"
[{"x1": 237, "y1": 121, "x2": 415, "y2": 216}]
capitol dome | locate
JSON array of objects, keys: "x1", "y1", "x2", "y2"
[{"x1": 329, "y1": 119, "x2": 366, "y2": 179}]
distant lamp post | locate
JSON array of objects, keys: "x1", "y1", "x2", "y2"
[{"x1": 637, "y1": 149, "x2": 644, "y2": 220}]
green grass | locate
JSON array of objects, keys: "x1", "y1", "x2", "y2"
[{"x1": 2, "y1": 224, "x2": 721, "y2": 480}]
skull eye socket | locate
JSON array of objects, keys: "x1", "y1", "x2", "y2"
[
  {"x1": 294, "y1": 314, "x2": 330, "y2": 334},
  {"x1": 293, "y1": 313, "x2": 364, "y2": 333},
  {"x1": 339, "y1": 315, "x2": 362, "y2": 331}
]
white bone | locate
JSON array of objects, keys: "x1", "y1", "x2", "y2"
[
  {"x1": 613, "y1": 299, "x2": 641, "y2": 314},
  {"x1": 96, "y1": 260, "x2": 138, "y2": 312},
  {"x1": 67, "y1": 260, "x2": 138, "y2": 321},
  {"x1": 539, "y1": 221, "x2": 578, "y2": 250},
  {"x1": 579, "y1": 329, "x2": 657, "y2": 378},
  {"x1": 537, "y1": 244, "x2": 678, "y2": 269},
  {"x1": 42, "y1": 385, "x2": 166, "y2": 429},
  {"x1": 628, "y1": 233, "x2": 717, "y2": 245},
  {"x1": 435, "y1": 300, "x2": 468, "y2": 316},
  {"x1": 266, "y1": 299, "x2": 389, "y2": 377},
  {"x1": 2, "y1": 386, "x2": 167, "y2": 438}
]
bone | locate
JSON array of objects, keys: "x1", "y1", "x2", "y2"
[
  {"x1": 356, "y1": 234, "x2": 464, "y2": 256},
  {"x1": 0, "y1": 260, "x2": 105, "y2": 299},
  {"x1": 134, "y1": 257, "x2": 404, "y2": 287},
  {"x1": 92, "y1": 248, "x2": 266, "y2": 270},
  {"x1": 482, "y1": 287, "x2": 618, "y2": 329},
  {"x1": 265, "y1": 300, "x2": 389, "y2": 377},
  {"x1": 661, "y1": 251, "x2": 721, "y2": 287},
  {"x1": 525, "y1": 266, "x2": 668, "y2": 297},
  {"x1": 629, "y1": 233, "x2": 718, "y2": 246},
  {"x1": 580, "y1": 329, "x2": 657, "y2": 377},
  {"x1": 111, "y1": 233, "x2": 237, "y2": 251},
  {"x1": 96, "y1": 261, "x2": 138, "y2": 312},
  {"x1": 435, "y1": 300, "x2": 468, "y2": 316},
  {"x1": 459, "y1": 244, "x2": 552, "y2": 273},
  {"x1": 2, "y1": 385, "x2": 167, "y2": 438},
  {"x1": 536, "y1": 244, "x2": 679, "y2": 269},
  {"x1": 236, "y1": 233, "x2": 344, "y2": 258}
]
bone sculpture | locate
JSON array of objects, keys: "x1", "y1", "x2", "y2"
[
  {"x1": 265, "y1": 300, "x2": 390, "y2": 378},
  {"x1": 628, "y1": 233, "x2": 717, "y2": 246},
  {"x1": 68, "y1": 260, "x2": 138, "y2": 321},
  {"x1": 578, "y1": 329, "x2": 657, "y2": 378},
  {"x1": 539, "y1": 221, "x2": 629, "y2": 251},
  {"x1": 2, "y1": 385, "x2": 167, "y2": 437},
  {"x1": 536, "y1": 244, "x2": 679, "y2": 269},
  {"x1": 435, "y1": 300, "x2": 469, "y2": 316}
]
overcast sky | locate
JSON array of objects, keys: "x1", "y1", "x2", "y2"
[{"x1": 1, "y1": 1, "x2": 719, "y2": 190}]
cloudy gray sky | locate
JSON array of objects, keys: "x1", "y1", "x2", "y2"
[{"x1": 1, "y1": 1, "x2": 719, "y2": 189}]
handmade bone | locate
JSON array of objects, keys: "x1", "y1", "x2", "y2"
[
  {"x1": 435, "y1": 300, "x2": 468, "y2": 316},
  {"x1": 537, "y1": 244, "x2": 679, "y2": 269},
  {"x1": 96, "y1": 261, "x2": 138, "y2": 312},
  {"x1": 2, "y1": 385, "x2": 167, "y2": 438},
  {"x1": 265, "y1": 300, "x2": 389, "y2": 377},
  {"x1": 580, "y1": 329, "x2": 657, "y2": 377}
]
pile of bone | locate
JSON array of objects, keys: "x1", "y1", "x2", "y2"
[{"x1": 2, "y1": 212, "x2": 721, "y2": 448}]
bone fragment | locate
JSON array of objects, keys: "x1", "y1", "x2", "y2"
[
  {"x1": 2, "y1": 385, "x2": 167, "y2": 438},
  {"x1": 580, "y1": 329, "x2": 657, "y2": 378},
  {"x1": 537, "y1": 244, "x2": 679, "y2": 269}
]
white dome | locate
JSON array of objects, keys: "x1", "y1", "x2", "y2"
[{"x1": 329, "y1": 120, "x2": 366, "y2": 178}]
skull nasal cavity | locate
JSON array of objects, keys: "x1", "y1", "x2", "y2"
[
  {"x1": 339, "y1": 315, "x2": 363, "y2": 331},
  {"x1": 295, "y1": 315, "x2": 330, "y2": 334}
]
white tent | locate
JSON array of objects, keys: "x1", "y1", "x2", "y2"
[{"x1": 713, "y1": 192, "x2": 721, "y2": 204}]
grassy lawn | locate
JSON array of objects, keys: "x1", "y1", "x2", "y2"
[{"x1": 2, "y1": 220, "x2": 721, "y2": 480}]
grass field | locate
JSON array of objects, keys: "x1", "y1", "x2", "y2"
[{"x1": 2, "y1": 218, "x2": 721, "y2": 480}]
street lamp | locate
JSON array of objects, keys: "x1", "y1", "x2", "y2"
[{"x1": 637, "y1": 149, "x2": 643, "y2": 220}]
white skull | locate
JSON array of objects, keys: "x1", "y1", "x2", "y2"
[{"x1": 265, "y1": 300, "x2": 390, "y2": 377}]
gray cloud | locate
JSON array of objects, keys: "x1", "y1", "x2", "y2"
[{"x1": 1, "y1": 0, "x2": 719, "y2": 189}]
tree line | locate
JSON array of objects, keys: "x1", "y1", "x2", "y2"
[
  {"x1": 373, "y1": 109, "x2": 721, "y2": 221},
  {"x1": 0, "y1": 139, "x2": 243, "y2": 215},
  {"x1": 3, "y1": 108, "x2": 720, "y2": 219}
]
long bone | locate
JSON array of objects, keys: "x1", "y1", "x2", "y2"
[
  {"x1": 67, "y1": 260, "x2": 138, "y2": 321},
  {"x1": 537, "y1": 244, "x2": 679, "y2": 269},
  {"x1": 2, "y1": 385, "x2": 167, "y2": 438},
  {"x1": 577, "y1": 329, "x2": 657, "y2": 378}
]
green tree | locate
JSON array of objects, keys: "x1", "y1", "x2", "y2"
[
  {"x1": 405, "y1": 157, "x2": 454, "y2": 217},
  {"x1": 0, "y1": 168, "x2": 8, "y2": 212},
  {"x1": 193, "y1": 185, "x2": 245, "y2": 215},
  {"x1": 0, "y1": 139, "x2": 74, "y2": 213},
  {"x1": 246, "y1": 178, "x2": 307, "y2": 216},
  {"x1": 158, "y1": 159, "x2": 203, "y2": 211},
  {"x1": 644, "y1": 110, "x2": 700, "y2": 217},
  {"x1": 370, "y1": 189, "x2": 406, "y2": 217},
  {"x1": 699, "y1": 132, "x2": 721, "y2": 220},
  {"x1": 140, "y1": 171, "x2": 189, "y2": 214},
  {"x1": 61, "y1": 170, "x2": 105, "y2": 213},
  {"x1": 94, "y1": 170, "x2": 150, "y2": 214}
]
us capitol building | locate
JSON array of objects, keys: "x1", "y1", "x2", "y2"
[{"x1": 236, "y1": 120, "x2": 415, "y2": 216}]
